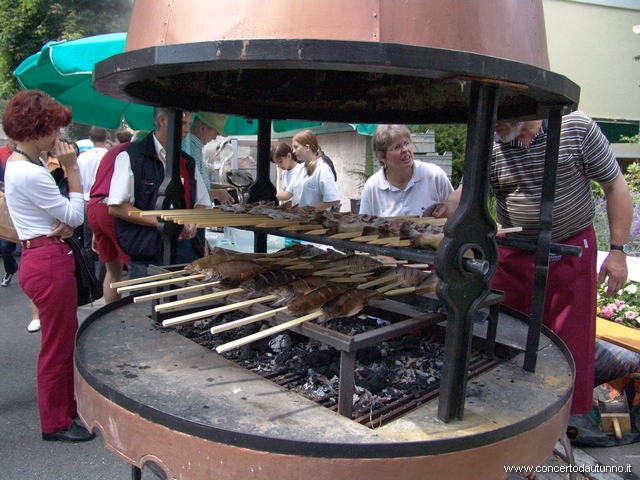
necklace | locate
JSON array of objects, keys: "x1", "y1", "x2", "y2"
[{"x1": 13, "y1": 148, "x2": 41, "y2": 167}]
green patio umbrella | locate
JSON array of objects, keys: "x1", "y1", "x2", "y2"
[
  {"x1": 14, "y1": 32, "x2": 378, "y2": 135},
  {"x1": 14, "y1": 32, "x2": 154, "y2": 130}
]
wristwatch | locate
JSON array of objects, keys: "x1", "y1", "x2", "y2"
[{"x1": 610, "y1": 244, "x2": 630, "y2": 254}]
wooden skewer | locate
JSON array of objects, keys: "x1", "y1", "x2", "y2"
[
  {"x1": 390, "y1": 240, "x2": 411, "y2": 247},
  {"x1": 134, "y1": 283, "x2": 210, "y2": 303},
  {"x1": 254, "y1": 221, "x2": 299, "y2": 228},
  {"x1": 404, "y1": 264, "x2": 432, "y2": 269},
  {"x1": 330, "y1": 231, "x2": 364, "y2": 239},
  {"x1": 283, "y1": 264, "x2": 317, "y2": 271},
  {"x1": 134, "y1": 209, "x2": 202, "y2": 217},
  {"x1": 117, "y1": 274, "x2": 207, "y2": 293},
  {"x1": 367, "y1": 236, "x2": 400, "y2": 245},
  {"x1": 210, "y1": 306, "x2": 289, "y2": 335},
  {"x1": 384, "y1": 286, "x2": 419, "y2": 296},
  {"x1": 215, "y1": 310, "x2": 324, "y2": 354},
  {"x1": 350, "y1": 234, "x2": 380, "y2": 243},
  {"x1": 280, "y1": 224, "x2": 323, "y2": 231},
  {"x1": 154, "y1": 287, "x2": 245, "y2": 312},
  {"x1": 410, "y1": 217, "x2": 448, "y2": 226},
  {"x1": 110, "y1": 270, "x2": 187, "y2": 288},
  {"x1": 358, "y1": 274, "x2": 399, "y2": 289},
  {"x1": 304, "y1": 229, "x2": 329, "y2": 236},
  {"x1": 376, "y1": 279, "x2": 405, "y2": 294},
  {"x1": 161, "y1": 295, "x2": 279, "y2": 327}
]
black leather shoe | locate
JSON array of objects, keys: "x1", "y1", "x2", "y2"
[{"x1": 42, "y1": 422, "x2": 96, "y2": 442}]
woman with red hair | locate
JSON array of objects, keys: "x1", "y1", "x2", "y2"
[{"x1": 2, "y1": 90, "x2": 94, "y2": 442}]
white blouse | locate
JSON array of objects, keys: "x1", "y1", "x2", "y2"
[{"x1": 5, "y1": 159, "x2": 84, "y2": 240}]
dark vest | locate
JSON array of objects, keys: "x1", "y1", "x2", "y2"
[{"x1": 115, "y1": 133, "x2": 199, "y2": 263}]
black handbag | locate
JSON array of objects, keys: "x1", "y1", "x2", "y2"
[{"x1": 66, "y1": 234, "x2": 103, "y2": 306}]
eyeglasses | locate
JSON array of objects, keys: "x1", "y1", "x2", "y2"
[{"x1": 387, "y1": 140, "x2": 411, "y2": 154}]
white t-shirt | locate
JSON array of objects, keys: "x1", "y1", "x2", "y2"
[
  {"x1": 282, "y1": 162, "x2": 305, "y2": 205},
  {"x1": 5, "y1": 159, "x2": 84, "y2": 240},
  {"x1": 77, "y1": 147, "x2": 108, "y2": 201},
  {"x1": 359, "y1": 160, "x2": 453, "y2": 217},
  {"x1": 294, "y1": 158, "x2": 341, "y2": 208},
  {"x1": 109, "y1": 133, "x2": 211, "y2": 208}
]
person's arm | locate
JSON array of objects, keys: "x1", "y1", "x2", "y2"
[
  {"x1": 109, "y1": 202, "x2": 159, "y2": 227},
  {"x1": 423, "y1": 184, "x2": 462, "y2": 218},
  {"x1": 277, "y1": 190, "x2": 293, "y2": 202},
  {"x1": 597, "y1": 173, "x2": 632, "y2": 297}
]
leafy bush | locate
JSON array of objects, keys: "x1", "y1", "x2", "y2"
[{"x1": 597, "y1": 282, "x2": 640, "y2": 329}]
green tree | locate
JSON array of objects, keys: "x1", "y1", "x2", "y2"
[
  {"x1": 0, "y1": 0, "x2": 132, "y2": 97},
  {"x1": 410, "y1": 124, "x2": 467, "y2": 188}
]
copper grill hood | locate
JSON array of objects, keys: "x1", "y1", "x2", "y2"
[{"x1": 94, "y1": 0, "x2": 577, "y2": 124}]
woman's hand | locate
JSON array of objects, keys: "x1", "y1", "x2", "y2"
[
  {"x1": 48, "y1": 220, "x2": 74, "y2": 239},
  {"x1": 54, "y1": 138, "x2": 77, "y2": 170}
]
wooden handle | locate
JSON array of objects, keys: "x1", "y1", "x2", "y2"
[
  {"x1": 117, "y1": 274, "x2": 206, "y2": 293},
  {"x1": 613, "y1": 418, "x2": 622, "y2": 440},
  {"x1": 215, "y1": 310, "x2": 324, "y2": 353},
  {"x1": 210, "y1": 306, "x2": 289, "y2": 335},
  {"x1": 161, "y1": 295, "x2": 278, "y2": 327},
  {"x1": 134, "y1": 283, "x2": 209, "y2": 303},
  {"x1": 110, "y1": 270, "x2": 187, "y2": 288},
  {"x1": 154, "y1": 287, "x2": 245, "y2": 312}
]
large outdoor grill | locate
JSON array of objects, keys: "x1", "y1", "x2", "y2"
[{"x1": 77, "y1": 1, "x2": 580, "y2": 478}]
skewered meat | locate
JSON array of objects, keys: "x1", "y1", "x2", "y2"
[
  {"x1": 287, "y1": 284, "x2": 348, "y2": 316},
  {"x1": 241, "y1": 270, "x2": 301, "y2": 298},
  {"x1": 198, "y1": 259, "x2": 270, "y2": 287},
  {"x1": 318, "y1": 254, "x2": 382, "y2": 273},
  {"x1": 318, "y1": 288, "x2": 382, "y2": 323},
  {"x1": 381, "y1": 266, "x2": 438, "y2": 293},
  {"x1": 269, "y1": 277, "x2": 329, "y2": 307}
]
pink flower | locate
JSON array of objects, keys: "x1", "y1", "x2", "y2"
[
  {"x1": 615, "y1": 317, "x2": 624, "y2": 324},
  {"x1": 615, "y1": 299, "x2": 626, "y2": 308},
  {"x1": 625, "y1": 311, "x2": 637, "y2": 320},
  {"x1": 600, "y1": 306, "x2": 615, "y2": 319}
]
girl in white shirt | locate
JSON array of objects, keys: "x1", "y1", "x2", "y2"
[
  {"x1": 270, "y1": 142, "x2": 305, "y2": 205},
  {"x1": 280, "y1": 130, "x2": 340, "y2": 210}
]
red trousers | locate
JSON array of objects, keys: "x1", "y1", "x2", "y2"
[
  {"x1": 491, "y1": 225, "x2": 597, "y2": 414},
  {"x1": 19, "y1": 242, "x2": 78, "y2": 433}
]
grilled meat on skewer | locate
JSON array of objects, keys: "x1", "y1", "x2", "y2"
[
  {"x1": 318, "y1": 288, "x2": 383, "y2": 323},
  {"x1": 316, "y1": 254, "x2": 382, "y2": 273},
  {"x1": 286, "y1": 284, "x2": 349, "y2": 316},
  {"x1": 241, "y1": 270, "x2": 302, "y2": 298},
  {"x1": 269, "y1": 277, "x2": 329, "y2": 307},
  {"x1": 196, "y1": 259, "x2": 270, "y2": 287},
  {"x1": 380, "y1": 266, "x2": 438, "y2": 294}
]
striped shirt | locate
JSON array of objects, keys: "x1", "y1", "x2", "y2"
[{"x1": 491, "y1": 111, "x2": 620, "y2": 242}]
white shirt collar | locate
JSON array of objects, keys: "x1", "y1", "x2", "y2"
[{"x1": 152, "y1": 133, "x2": 166, "y2": 163}]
